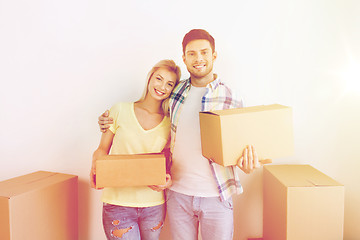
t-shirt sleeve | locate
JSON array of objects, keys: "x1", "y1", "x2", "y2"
[{"x1": 108, "y1": 102, "x2": 122, "y2": 134}]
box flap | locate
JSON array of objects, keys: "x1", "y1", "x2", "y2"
[
  {"x1": 97, "y1": 153, "x2": 164, "y2": 161},
  {"x1": 201, "y1": 104, "x2": 290, "y2": 116},
  {"x1": 199, "y1": 111, "x2": 220, "y2": 116},
  {"x1": 264, "y1": 165, "x2": 343, "y2": 187},
  {"x1": 0, "y1": 171, "x2": 77, "y2": 198}
]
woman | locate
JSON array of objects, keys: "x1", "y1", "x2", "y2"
[{"x1": 91, "y1": 59, "x2": 181, "y2": 240}]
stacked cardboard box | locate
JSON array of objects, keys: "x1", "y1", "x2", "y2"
[
  {"x1": 263, "y1": 165, "x2": 344, "y2": 240},
  {"x1": 0, "y1": 171, "x2": 78, "y2": 240}
]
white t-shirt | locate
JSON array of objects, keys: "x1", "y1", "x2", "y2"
[{"x1": 170, "y1": 85, "x2": 219, "y2": 197}]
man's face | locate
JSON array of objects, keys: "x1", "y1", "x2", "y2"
[{"x1": 182, "y1": 39, "x2": 217, "y2": 81}]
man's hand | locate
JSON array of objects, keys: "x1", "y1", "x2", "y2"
[
  {"x1": 237, "y1": 145, "x2": 272, "y2": 174},
  {"x1": 98, "y1": 110, "x2": 113, "y2": 133},
  {"x1": 148, "y1": 174, "x2": 173, "y2": 192},
  {"x1": 237, "y1": 145, "x2": 262, "y2": 174}
]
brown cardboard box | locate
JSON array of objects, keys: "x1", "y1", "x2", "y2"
[
  {"x1": 199, "y1": 104, "x2": 294, "y2": 166},
  {"x1": 263, "y1": 165, "x2": 344, "y2": 240},
  {"x1": 0, "y1": 171, "x2": 78, "y2": 240},
  {"x1": 96, "y1": 153, "x2": 166, "y2": 188}
]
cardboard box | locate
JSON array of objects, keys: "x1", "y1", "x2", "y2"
[
  {"x1": 96, "y1": 153, "x2": 166, "y2": 188},
  {"x1": 0, "y1": 171, "x2": 78, "y2": 240},
  {"x1": 199, "y1": 104, "x2": 294, "y2": 166},
  {"x1": 263, "y1": 165, "x2": 344, "y2": 240}
]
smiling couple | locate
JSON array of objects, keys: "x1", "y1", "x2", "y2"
[{"x1": 92, "y1": 29, "x2": 260, "y2": 240}]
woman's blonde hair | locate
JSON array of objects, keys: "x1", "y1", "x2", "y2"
[{"x1": 138, "y1": 59, "x2": 181, "y2": 116}]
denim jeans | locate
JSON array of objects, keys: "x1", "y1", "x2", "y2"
[
  {"x1": 102, "y1": 203, "x2": 165, "y2": 240},
  {"x1": 166, "y1": 190, "x2": 234, "y2": 240}
]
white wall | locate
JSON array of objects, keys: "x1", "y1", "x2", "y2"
[{"x1": 1, "y1": 0, "x2": 359, "y2": 239}]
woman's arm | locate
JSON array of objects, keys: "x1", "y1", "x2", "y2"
[
  {"x1": 90, "y1": 130, "x2": 115, "y2": 189},
  {"x1": 148, "y1": 146, "x2": 173, "y2": 192}
]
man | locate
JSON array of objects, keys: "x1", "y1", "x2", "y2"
[{"x1": 99, "y1": 29, "x2": 260, "y2": 240}]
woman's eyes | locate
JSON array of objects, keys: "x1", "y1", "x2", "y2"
[{"x1": 155, "y1": 76, "x2": 173, "y2": 87}]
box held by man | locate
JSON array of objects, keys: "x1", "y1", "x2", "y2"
[{"x1": 199, "y1": 104, "x2": 294, "y2": 166}]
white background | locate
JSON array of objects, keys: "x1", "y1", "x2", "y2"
[{"x1": 1, "y1": 0, "x2": 359, "y2": 239}]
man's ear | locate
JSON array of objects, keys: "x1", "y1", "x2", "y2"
[
  {"x1": 213, "y1": 51, "x2": 217, "y2": 61},
  {"x1": 182, "y1": 54, "x2": 186, "y2": 63}
]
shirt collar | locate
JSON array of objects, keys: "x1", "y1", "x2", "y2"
[
  {"x1": 186, "y1": 74, "x2": 221, "y2": 90},
  {"x1": 207, "y1": 74, "x2": 221, "y2": 90}
]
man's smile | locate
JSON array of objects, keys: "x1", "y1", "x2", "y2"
[{"x1": 194, "y1": 63, "x2": 206, "y2": 70}]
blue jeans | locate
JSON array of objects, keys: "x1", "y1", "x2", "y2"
[
  {"x1": 102, "y1": 203, "x2": 165, "y2": 240},
  {"x1": 166, "y1": 190, "x2": 234, "y2": 240}
]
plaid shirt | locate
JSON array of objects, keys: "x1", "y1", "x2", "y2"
[{"x1": 169, "y1": 76, "x2": 244, "y2": 201}]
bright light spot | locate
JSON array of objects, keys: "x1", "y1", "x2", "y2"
[{"x1": 341, "y1": 58, "x2": 360, "y2": 93}]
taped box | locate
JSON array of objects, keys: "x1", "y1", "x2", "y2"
[
  {"x1": 263, "y1": 165, "x2": 344, "y2": 240},
  {"x1": 96, "y1": 153, "x2": 166, "y2": 188},
  {"x1": 0, "y1": 171, "x2": 78, "y2": 240},
  {"x1": 199, "y1": 104, "x2": 294, "y2": 166}
]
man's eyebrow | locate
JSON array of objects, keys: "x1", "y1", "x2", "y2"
[{"x1": 186, "y1": 48, "x2": 211, "y2": 53}]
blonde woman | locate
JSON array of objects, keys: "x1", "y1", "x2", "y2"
[{"x1": 91, "y1": 59, "x2": 181, "y2": 240}]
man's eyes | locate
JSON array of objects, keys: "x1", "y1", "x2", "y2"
[{"x1": 187, "y1": 51, "x2": 209, "y2": 56}]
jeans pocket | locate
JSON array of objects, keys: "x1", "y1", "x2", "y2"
[
  {"x1": 165, "y1": 189, "x2": 173, "y2": 202},
  {"x1": 220, "y1": 198, "x2": 233, "y2": 210},
  {"x1": 103, "y1": 202, "x2": 122, "y2": 213}
]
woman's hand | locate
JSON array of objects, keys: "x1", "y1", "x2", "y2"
[
  {"x1": 89, "y1": 162, "x2": 104, "y2": 190},
  {"x1": 90, "y1": 131, "x2": 114, "y2": 189},
  {"x1": 90, "y1": 161, "x2": 97, "y2": 189},
  {"x1": 148, "y1": 174, "x2": 172, "y2": 192}
]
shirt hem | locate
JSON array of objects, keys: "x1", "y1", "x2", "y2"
[
  {"x1": 102, "y1": 199, "x2": 165, "y2": 208},
  {"x1": 169, "y1": 186, "x2": 220, "y2": 198}
]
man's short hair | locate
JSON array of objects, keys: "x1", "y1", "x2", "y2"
[{"x1": 182, "y1": 29, "x2": 215, "y2": 54}]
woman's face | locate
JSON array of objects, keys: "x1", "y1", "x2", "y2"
[{"x1": 147, "y1": 68, "x2": 177, "y2": 101}]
